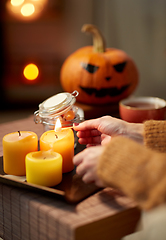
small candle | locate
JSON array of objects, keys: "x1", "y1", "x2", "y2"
[
  {"x1": 40, "y1": 128, "x2": 74, "y2": 173},
  {"x1": 25, "y1": 151, "x2": 62, "y2": 187},
  {"x1": 3, "y1": 131, "x2": 38, "y2": 176}
]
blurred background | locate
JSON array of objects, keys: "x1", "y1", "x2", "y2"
[{"x1": 1, "y1": 0, "x2": 166, "y2": 123}]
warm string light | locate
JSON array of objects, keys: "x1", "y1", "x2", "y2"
[
  {"x1": 6, "y1": 0, "x2": 48, "y2": 21},
  {"x1": 11, "y1": 0, "x2": 24, "y2": 7},
  {"x1": 21, "y1": 3, "x2": 35, "y2": 17}
]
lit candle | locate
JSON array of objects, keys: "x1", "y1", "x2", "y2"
[
  {"x1": 25, "y1": 151, "x2": 62, "y2": 187},
  {"x1": 3, "y1": 131, "x2": 38, "y2": 176},
  {"x1": 40, "y1": 119, "x2": 74, "y2": 173}
]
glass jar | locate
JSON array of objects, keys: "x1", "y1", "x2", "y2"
[{"x1": 34, "y1": 90, "x2": 84, "y2": 147}]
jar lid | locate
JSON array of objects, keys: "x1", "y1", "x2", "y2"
[{"x1": 38, "y1": 90, "x2": 79, "y2": 117}]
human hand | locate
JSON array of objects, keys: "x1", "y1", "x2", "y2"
[
  {"x1": 74, "y1": 115, "x2": 143, "y2": 146},
  {"x1": 73, "y1": 145, "x2": 105, "y2": 187}
]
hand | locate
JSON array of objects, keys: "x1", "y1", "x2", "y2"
[
  {"x1": 73, "y1": 145, "x2": 105, "y2": 187},
  {"x1": 74, "y1": 116, "x2": 143, "y2": 146}
]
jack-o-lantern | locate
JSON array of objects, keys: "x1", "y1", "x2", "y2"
[{"x1": 60, "y1": 24, "x2": 139, "y2": 105}]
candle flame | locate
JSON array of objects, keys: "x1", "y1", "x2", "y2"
[{"x1": 54, "y1": 118, "x2": 62, "y2": 132}]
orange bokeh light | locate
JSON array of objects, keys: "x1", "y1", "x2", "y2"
[
  {"x1": 6, "y1": 0, "x2": 48, "y2": 21},
  {"x1": 11, "y1": 0, "x2": 24, "y2": 7},
  {"x1": 23, "y1": 63, "x2": 39, "y2": 81},
  {"x1": 21, "y1": 3, "x2": 35, "y2": 17}
]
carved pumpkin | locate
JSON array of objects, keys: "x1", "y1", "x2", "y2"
[{"x1": 60, "y1": 24, "x2": 139, "y2": 105}]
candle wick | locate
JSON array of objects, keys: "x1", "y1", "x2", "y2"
[
  {"x1": 18, "y1": 131, "x2": 21, "y2": 136},
  {"x1": 55, "y1": 134, "x2": 58, "y2": 139},
  {"x1": 44, "y1": 157, "x2": 46, "y2": 159}
]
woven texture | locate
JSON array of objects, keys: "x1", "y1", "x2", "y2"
[{"x1": 0, "y1": 116, "x2": 140, "y2": 240}]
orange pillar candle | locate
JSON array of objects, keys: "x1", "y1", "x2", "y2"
[
  {"x1": 25, "y1": 151, "x2": 62, "y2": 187},
  {"x1": 40, "y1": 128, "x2": 74, "y2": 173},
  {"x1": 3, "y1": 131, "x2": 38, "y2": 176}
]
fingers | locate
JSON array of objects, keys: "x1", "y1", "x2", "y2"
[
  {"x1": 73, "y1": 147, "x2": 94, "y2": 171},
  {"x1": 73, "y1": 150, "x2": 91, "y2": 179},
  {"x1": 77, "y1": 129, "x2": 100, "y2": 138},
  {"x1": 73, "y1": 150, "x2": 85, "y2": 166},
  {"x1": 74, "y1": 152, "x2": 95, "y2": 183},
  {"x1": 75, "y1": 160, "x2": 87, "y2": 176},
  {"x1": 101, "y1": 134, "x2": 112, "y2": 145},
  {"x1": 73, "y1": 146, "x2": 105, "y2": 187},
  {"x1": 86, "y1": 143, "x2": 100, "y2": 147},
  {"x1": 74, "y1": 119, "x2": 102, "y2": 146},
  {"x1": 78, "y1": 135, "x2": 101, "y2": 145},
  {"x1": 82, "y1": 172, "x2": 104, "y2": 187},
  {"x1": 73, "y1": 118, "x2": 100, "y2": 132},
  {"x1": 82, "y1": 171, "x2": 95, "y2": 184}
]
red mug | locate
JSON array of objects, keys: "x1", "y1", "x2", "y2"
[{"x1": 119, "y1": 96, "x2": 166, "y2": 123}]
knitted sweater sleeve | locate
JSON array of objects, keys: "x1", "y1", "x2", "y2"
[
  {"x1": 144, "y1": 120, "x2": 166, "y2": 152},
  {"x1": 97, "y1": 120, "x2": 166, "y2": 210}
]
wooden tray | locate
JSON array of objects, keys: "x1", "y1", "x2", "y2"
[{"x1": 0, "y1": 144, "x2": 100, "y2": 203}]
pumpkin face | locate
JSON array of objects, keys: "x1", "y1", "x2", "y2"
[{"x1": 60, "y1": 25, "x2": 139, "y2": 105}]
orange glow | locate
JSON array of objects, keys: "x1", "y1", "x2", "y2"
[
  {"x1": 63, "y1": 110, "x2": 75, "y2": 120},
  {"x1": 21, "y1": 3, "x2": 35, "y2": 16},
  {"x1": 6, "y1": 0, "x2": 48, "y2": 21},
  {"x1": 23, "y1": 63, "x2": 39, "y2": 81},
  {"x1": 11, "y1": 0, "x2": 24, "y2": 6},
  {"x1": 54, "y1": 118, "x2": 62, "y2": 132}
]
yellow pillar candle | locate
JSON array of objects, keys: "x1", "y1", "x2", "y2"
[
  {"x1": 40, "y1": 128, "x2": 74, "y2": 173},
  {"x1": 25, "y1": 151, "x2": 62, "y2": 187},
  {"x1": 3, "y1": 131, "x2": 38, "y2": 176}
]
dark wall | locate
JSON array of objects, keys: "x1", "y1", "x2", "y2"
[{"x1": 0, "y1": 1, "x2": 6, "y2": 110}]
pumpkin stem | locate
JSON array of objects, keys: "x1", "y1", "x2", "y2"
[{"x1": 81, "y1": 24, "x2": 106, "y2": 53}]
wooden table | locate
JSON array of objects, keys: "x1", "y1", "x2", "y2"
[{"x1": 0, "y1": 115, "x2": 141, "y2": 240}]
